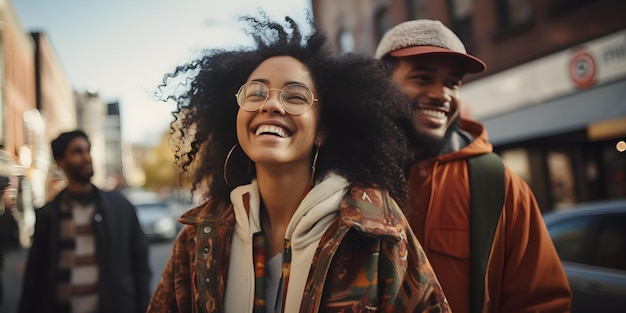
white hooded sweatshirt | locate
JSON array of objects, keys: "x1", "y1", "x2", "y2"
[{"x1": 224, "y1": 172, "x2": 349, "y2": 313}]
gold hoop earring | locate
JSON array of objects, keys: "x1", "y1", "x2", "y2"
[
  {"x1": 311, "y1": 144, "x2": 320, "y2": 187},
  {"x1": 224, "y1": 144, "x2": 239, "y2": 187}
]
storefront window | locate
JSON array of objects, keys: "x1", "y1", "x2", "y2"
[
  {"x1": 500, "y1": 148, "x2": 531, "y2": 183},
  {"x1": 547, "y1": 150, "x2": 577, "y2": 209},
  {"x1": 603, "y1": 139, "x2": 626, "y2": 198}
]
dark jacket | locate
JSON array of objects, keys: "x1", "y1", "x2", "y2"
[
  {"x1": 147, "y1": 185, "x2": 450, "y2": 313},
  {"x1": 18, "y1": 187, "x2": 151, "y2": 313}
]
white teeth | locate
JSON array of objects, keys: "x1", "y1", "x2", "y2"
[
  {"x1": 422, "y1": 109, "x2": 446, "y2": 119},
  {"x1": 255, "y1": 125, "x2": 288, "y2": 138}
]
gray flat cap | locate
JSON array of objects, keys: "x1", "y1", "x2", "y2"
[{"x1": 375, "y1": 19, "x2": 486, "y2": 73}]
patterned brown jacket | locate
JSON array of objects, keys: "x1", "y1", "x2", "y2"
[{"x1": 147, "y1": 186, "x2": 451, "y2": 313}]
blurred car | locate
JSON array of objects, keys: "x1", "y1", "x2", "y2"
[
  {"x1": 543, "y1": 199, "x2": 626, "y2": 313},
  {"x1": 124, "y1": 190, "x2": 180, "y2": 241}
]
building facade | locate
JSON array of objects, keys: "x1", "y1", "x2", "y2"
[
  {"x1": 32, "y1": 31, "x2": 76, "y2": 205},
  {"x1": 312, "y1": 0, "x2": 626, "y2": 211},
  {"x1": 0, "y1": 0, "x2": 38, "y2": 247},
  {"x1": 75, "y1": 90, "x2": 108, "y2": 188},
  {"x1": 104, "y1": 101, "x2": 125, "y2": 190}
]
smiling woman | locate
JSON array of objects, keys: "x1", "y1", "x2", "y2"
[
  {"x1": 236, "y1": 56, "x2": 321, "y2": 178},
  {"x1": 147, "y1": 13, "x2": 451, "y2": 313}
]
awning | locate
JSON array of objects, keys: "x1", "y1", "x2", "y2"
[{"x1": 479, "y1": 79, "x2": 626, "y2": 146}]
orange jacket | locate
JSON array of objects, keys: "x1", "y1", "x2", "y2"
[{"x1": 405, "y1": 119, "x2": 571, "y2": 313}]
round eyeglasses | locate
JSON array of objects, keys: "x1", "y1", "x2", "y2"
[{"x1": 235, "y1": 81, "x2": 318, "y2": 115}]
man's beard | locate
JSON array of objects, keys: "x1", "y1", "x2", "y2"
[
  {"x1": 407, "y1": 115, "x2": 461, "y2": 160},
  {"x1": 66, "y1": 165, "x2": 93, "y2": 184}
]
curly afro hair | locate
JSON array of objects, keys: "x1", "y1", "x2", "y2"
[{"x1": 159, "y1": 13, "x2": 413, "y2": 204}]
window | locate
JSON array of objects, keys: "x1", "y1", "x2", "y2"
[
  {"x1": 549, "y1": 217, "x2": 590, "y2": 264},
  {"x1": 407, "y1": 0, "x2": 429, "y2": 20},
  {"x1": 550, "y1": 212, "x2": 626, "y2": 271},
  {"x1": 591, "y1": 215, "x2": 626, "y2": 271},
  {"x1": 337, "y1": 28, "x2": 355, "y2": 55},
  {"x1": 602, "y1": 141, "x2": 626, "y2": 199},
  {"x1": 374, "y1": 8, "x2": 392, "y2": 46},
  {"x1": 107, "y1": 102, "x2": 120, "y2": 115},
  {"x1": 448, "y1": 0, "x2": 474, "y2": 50},
  {"x1": 549, "y1": 0, "x2": 595, "y2": 16},
  {"x1": 500, "y1": 148, "x2": 532, "y2": 184},
  {"x1": 547, "y1": 150, "x2": 577, "y2": 209},
  {"x1": 495, "y1": 0, "x2": 532, "y2": 30}
]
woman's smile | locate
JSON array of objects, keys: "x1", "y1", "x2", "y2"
[{"x1": 253, "y1": 124, "x2": 291, "y2": 138}]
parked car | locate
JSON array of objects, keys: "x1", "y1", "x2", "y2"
[
  {"x1": 543, "y1": 199, "x2": 626, "y2": 313},
  {"x1": 124, "y1": 190, "x2": 180, "y2": 241}
]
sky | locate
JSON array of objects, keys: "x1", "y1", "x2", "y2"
[{"x1": 12, "y1": 0, "x2": 312, "y2": 146}]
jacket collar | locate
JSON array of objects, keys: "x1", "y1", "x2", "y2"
[
  {"x1": 419, "y1": 119, "x2": 493, "y2": 166},
  {"x1": 180, "y1": 184, "x2": 404, "y2": 242},
  {"x1": 179, "y1": 198, "x2": 233, "y2": 226},
  {"x1": 50, "y1": 185, "x2": 105, "y2": 212},
  {"x1": 338, "y1": 187, "x2": 404, "y2": 241}
]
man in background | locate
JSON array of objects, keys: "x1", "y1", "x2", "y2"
[
  {"x1": 18, "y1": 130, "x2": 151, "y2": 313},
  {"x1": 376, "y1": 20, "x2": 571, "y2": 313}
]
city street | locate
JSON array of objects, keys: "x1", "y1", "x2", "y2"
[
  {"x1": 0, "y1": 1, "x2": 624, "y2": 313},
  {"x1": 0, "y1": 238, "x2": 175, "y2": 313}
]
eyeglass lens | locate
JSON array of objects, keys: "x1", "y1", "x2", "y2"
[{"x1": 236, "y1": 81, "x2": 314, "y2": 115}]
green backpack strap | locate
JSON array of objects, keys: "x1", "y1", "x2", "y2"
[{"x1": 468, "y1": 152, "x2": 505, "y2": 313}]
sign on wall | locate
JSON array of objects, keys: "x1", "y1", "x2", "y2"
[{"x1": 463, "y1": 30, "x2": 626, "y2": 120}]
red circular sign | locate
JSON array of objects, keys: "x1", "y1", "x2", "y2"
[{"x1": 569, "y1": 51, "x2": 596, "y2": 90}]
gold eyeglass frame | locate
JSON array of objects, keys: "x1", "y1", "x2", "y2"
[{"x1": 234, "y1": 81, "x2": 319, "y2": 115}]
